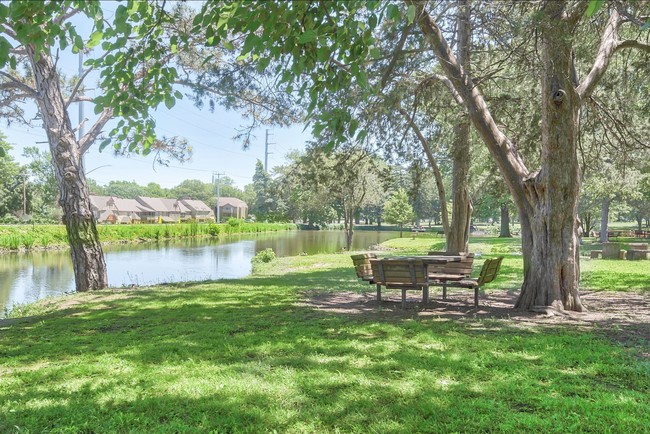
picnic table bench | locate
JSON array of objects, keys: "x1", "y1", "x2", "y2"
[
  {"x1": 370, "y1": 256, "x2": 460, "y2": 308},
  {"x1": 350, "y1": 253, "x2": 377, "y2": 283}
]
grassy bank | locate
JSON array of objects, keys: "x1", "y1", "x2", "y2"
[
  {"x1": 1, "y1": 236, "x2": 648, "y2": 432},
  {"x1": 0, "y1": 222, "x2": 297, "y2": 252}
]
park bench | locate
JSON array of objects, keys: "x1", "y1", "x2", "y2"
[
  {"x1": 370, "y1": 257, "x2": 430, "y2": 308},
  {"x1": 350, "y1": 253, "x2": 377, "y2": 283},
  {"x1": 626, "y1": 243, "x2": 649, "y2": 260},
  {"x1": 429, "y1": 257, "x2": 504, "y2": 307}
]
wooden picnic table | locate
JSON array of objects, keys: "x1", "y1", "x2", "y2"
[{"x1": 371, "y1": 255, "x2": 463, "y2": 307}]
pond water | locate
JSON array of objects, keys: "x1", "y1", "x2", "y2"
[{"x1": 0, "y1": 230, "x2": 398, "y2": 316}]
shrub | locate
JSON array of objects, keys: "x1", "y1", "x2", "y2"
[
  {"x1": 252, "y1": 248, "x2": 276, "y2": 264},
  {"x1": 207, "y1": 224, "x2": 221, "y2": 236}
]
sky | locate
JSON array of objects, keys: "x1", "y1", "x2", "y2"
[{"x1": 2, "y1": 2, "x2": 311, "y2": 191}]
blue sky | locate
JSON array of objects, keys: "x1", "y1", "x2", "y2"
[
  {"x1": 2, "y1": 3, "x2": 311, "y2": 190},
  {"x1": 5, "y1": 95, "x2": 310, "y2": 190}
]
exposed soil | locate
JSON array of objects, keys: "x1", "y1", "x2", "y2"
[{"x1": 303, "y1": 288, "x2": 650, "y2": 356}]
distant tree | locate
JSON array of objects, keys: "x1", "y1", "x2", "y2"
[
  {"x1": 0, "y1": 133, "x2": 25, "y2": 217},
  {"x1": 23, "y1": 146, "x2": 58, "y2": 221},
  {"x1": 383, "y1": 189, "x2": 415, "y2": 238}
]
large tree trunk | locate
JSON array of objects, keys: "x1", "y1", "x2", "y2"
[
  {"x1": 514, "y1": 3, "x2": 583, "y2": 311},
  {"x1": 28, "y1": 46, "x2": 108, "y2": 292},
  {"x1": 499, "y1": 204, "x2": 511, "y2": 237},
  {"x1": 599, "y1": 197, "x2": 610, "y2": 243},
  {"x1": 447, "y1": 0, "x2": 472, "y2": 253}
]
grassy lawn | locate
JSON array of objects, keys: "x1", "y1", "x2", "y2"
[{"x1": 1, "y1": 236, "x2": 649, "y2": 432}]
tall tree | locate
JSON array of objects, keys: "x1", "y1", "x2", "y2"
[
  {"x1": 0, "y1": 1, "x2": 186, "y2": 291},
  {"x1": 383, "y1": 188, "x2": 415, "y2": 238},
  {"x1": 408, "y1": 0, "x2": 650, "y2": 311}
]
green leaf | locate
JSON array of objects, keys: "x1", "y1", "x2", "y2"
[
  {"x1": 99, "y1": 139, "x2": 111, "y2": 152},
  {"x1": 386, "y1": 4, "x2": 399, "y2": 20},
  {"x1": 87, "y1": 30, "x2": 103, "y2": 49},
  {"x1": 164, "y1": 96, "x2": 175, "y2": 109},
  {"x1": 586, "y1": 0, "x2": 604, "y2": 18},
  {"x1": 298, "y1": 29, "x2": 316, "y2": 44},
  {"x1": 257, "y1": 57, "x2": 271, "y2": 73},
  {"x1": 174, "y1": 90, "x2": 183, "y2": 99},
  {"x1": 406, "y1": 5, "x2": 416, "y2": 24},
  {"x1": 0, "y1": 146, "x2": 5, "y2": 157},
  {"x1": 369, "y1": 47, "x2": 381, "y2": 59},
  {"x1": 0, "y1": 38, "x2": 10, "y2": 66}
]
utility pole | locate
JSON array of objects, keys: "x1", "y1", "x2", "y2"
[
  {"x1": 212, "y1": 171, "x2": 225, "y2": 223},
  {"x1": 22, "y1": 173, "x2": 27, "y2": 217},
  {"x1": 78, "y1": 51, "x2": 86, "y2": 174},
  {"x1": 264, "y1": 129, "x2": 274, "y2": 172}
]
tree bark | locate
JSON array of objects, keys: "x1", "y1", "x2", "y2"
[
  {"x1": 514, "y1": 2, "x2": 582, "y2": 311},
  {"x1": 447, "y1": 0, "x2": 473, "y2": 254},
  {"x1": 499, "y1": 204, "x2": 511, "y2": 238},
  {"x1": 28, "y1": 46, "x2": 108, "y2": 292},
  {"x1": 599, "y1": 197, "x2": 610, "y2": 243}
]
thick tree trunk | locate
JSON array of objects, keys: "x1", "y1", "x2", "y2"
[
  {"x1": 447, "y1": 0, "x2": 472, "y2": 253},
  {"x1": 515, "y1": 3, "x2": 583, "y2": 311},
  {"x1": 499, "y1": 204, "x2": 511, "y2": 237},
  {"x1": 599, "y1": 197, "x2": 610, "y2": 243},
  {"x1": 28, "y1": 46, "x2": 108, "y2": 292},
  {"x1": 448, "y1": 116, "x2": 472, "y2": 252}
]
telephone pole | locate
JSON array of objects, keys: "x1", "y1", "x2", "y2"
[
  {"x1": 212, "y1": 171, "x2": 225, "y2": 223},
  {"x1": 264, "y1": 129, "x2": 274, "y2": 172}
]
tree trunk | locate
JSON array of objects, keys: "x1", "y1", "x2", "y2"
[
  {"x1": 28, "y1": 46, "x2": 108, "y2": 292},
  {"x1": 580, "y1": 212, "x2": 593, "y2": 236},
  {"x1": 343, "y1": 206, "x2": 354, "y2": 251},
  {"x1": 514, "y1": 4, "x2": 583, "y2": 311},
  {"x1": 447, "y1": 0, "x2": 472, "y2": 253},
  {"x1": 399, "y1": 223, "x2": 403, "y2": 238},
  {"x1": 499, "y1": 204, "x2": 511, "y2": 237},
  {"x1": 599, "y1": 197, "x2": 610, "y2": 243}
]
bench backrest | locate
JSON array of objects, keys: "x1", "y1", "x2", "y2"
[
  {"x1": 427, "y1": 252, "x2": 474, "y2": 277},
  {"x1": 370, "y1": 258, "x2": 427, "y2": 286},
  {"x1": 351, "y1": 253, "x2": 377, "y2": 279},
  {"x1": 476, "y1": 256, "x2": 503, "y2": 286}
]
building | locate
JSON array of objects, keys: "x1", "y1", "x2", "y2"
[
  {"x1": 179, "y1": 198, "x2": 215, "y2": 222},
  {"x1": 216, "y1": 197, "x2": 248, "y2": 220},
  {"x1": 90, "y1": 195, "x2": 214, "y2": 224}
]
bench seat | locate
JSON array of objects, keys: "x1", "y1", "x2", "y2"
[{"x1": 429, "y1": 257, "x2": 504, "y2": 307}]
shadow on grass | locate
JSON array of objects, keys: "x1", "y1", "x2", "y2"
[{"x1": 1, "y1": 265, "x2": 649, "y2": 432}]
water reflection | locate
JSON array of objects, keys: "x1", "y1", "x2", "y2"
[{"x1": 1, "y1": 230, "x2": 398, "y2": 315}]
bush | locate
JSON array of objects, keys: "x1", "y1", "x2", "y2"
[
  {"x1": 252, "y1": 248, "x2": 276, "y2": 264},
  {"x1": 207, "y1": 224, "x2": 221, "y2": 236}
]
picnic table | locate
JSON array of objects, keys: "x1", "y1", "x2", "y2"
[{"x1": 370, "y1": 255, "x2": 463, "y2": 307}]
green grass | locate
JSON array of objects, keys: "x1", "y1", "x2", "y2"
[
  {"x1": 0, "y1": 222, "x2": 297, "y2": 251},
  {"x1": 1, "y1": 237, "x2": 649, "y2": 432}
]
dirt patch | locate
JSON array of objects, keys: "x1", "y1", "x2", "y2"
[{"x1": 303, "y1": 289, "x2": 650, "y2": 354}]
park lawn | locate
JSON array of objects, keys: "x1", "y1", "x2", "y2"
[{"x1": 1, "y1": 238, "x2": 649, "y2": 433}]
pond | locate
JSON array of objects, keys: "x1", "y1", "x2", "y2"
[{"x1": 0, "y1": 230, "x2": 398, "y2": 316}]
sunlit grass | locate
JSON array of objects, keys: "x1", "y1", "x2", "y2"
[{"x1": 1, "y1": 243, "x2": 649, "y2": 432}]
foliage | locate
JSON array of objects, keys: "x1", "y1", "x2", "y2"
[
  {"x1": 0, "y1": 222, "x2": 297, "y2": 251},
  {"x1": 382, "y1": 189, "x2": 415, "y2": 229},
  {"x1": 251, "y1": 247, "x2": 276, "y2": 265}
]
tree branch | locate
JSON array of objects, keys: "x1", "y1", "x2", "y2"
[
  {"x1": 0, "y1": 71, "x2": 38, "y2": 97},
  {"x1": 616, "y1": 39, "x2": 650, "y2": 54},
  {"x1": 406, "y1": 0, "x2": 531, "y2": 213},
  {"x1": 397, "y1": 104, "x2": 450, "y2": 236},
  {"x1": 576, "y1": 8, "x2": 622, "y2": 100},
  {"x1": 380, "y1": 23, "x2": 412, "y2": 89},
  {"x1": 64, "y1": 64, "x2": 96, "y2": 109},
  {"x1": 79, "y1": 107, "x2": 114, "y2": 154}
]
